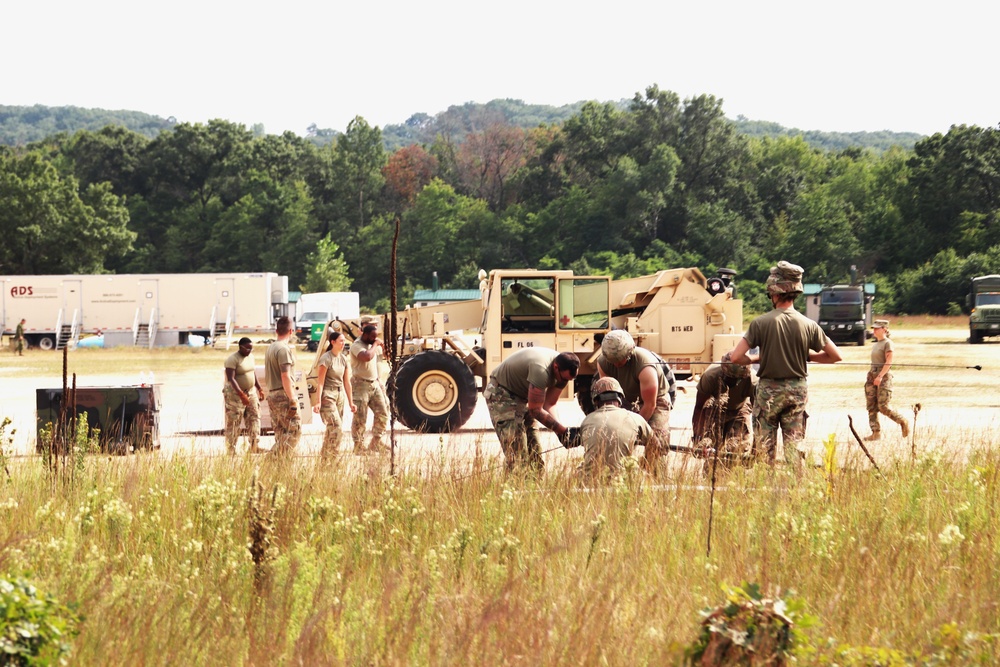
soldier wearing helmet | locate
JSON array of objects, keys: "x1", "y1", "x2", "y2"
[
  {"x1": 575, "y1": 376, "x2": 653, "y2": 479},
  {"x1": 597, "y1": 330, "x2": 675, "y2": 474},
  {"x1": 692, "y1": 351, "x2": 756, "y2": 465},
  {"x1": 729, "y1": 260, "x2": 842, "y2": 471}
]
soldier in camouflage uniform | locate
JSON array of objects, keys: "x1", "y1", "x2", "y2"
[
  {"x1": 597, "y1": 330, "x2": 674, "y2": 473},
  {"x1": 314, "y1": 330, "x2": 356, "y2": 458},
  {"x1": 223, "y1": 337, "x2": 265, "y2": 454},
  {"x1": 864, "y1": 319, "x2": 909, "y2": 440},
  {"x1": 350, "y1": 324, "x2": 390, "y2": 454},
  {"x1": 729, "y1": 261, "x2": 842, "y2": 470},
  {"x1": 265, "y1": 316, "x2": 301, "y2": 456},
  {"x1": 575, "y1": 376, "x2": 653, "y2": 480},
  {"x1": 484, "y1": 347, "x2": 580, "y2": 472},
  {"x1": 692, "y1": 351, "x2": 756, "y2": 465}
]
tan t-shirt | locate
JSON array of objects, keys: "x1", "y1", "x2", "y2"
[
  {"x1": 489, "y1": 347, "x2": 559, "y2": 401},
  {"x1": 264, "y1": 340, "x2": 296, "y2": 392},
  {"x1": 350, "y1": 339, "x2": 380, "y2": 381},
  {"x1": 870, "y1": 338, "x2": 894, "y2": 373},
  {"x1": 319, "y1": 350, "x2": 348, "y2": 391},
  {"x1": 224, "y1": 350, "x2": 256, "y2": 392},
  {"x1": 597, "y1": 347, "x2": 670, "y2": 408},
  {"x1": 744, "y1": 308, "x2": 826, "y2": 380},
  {"x1": 579, "y1": 405, "x2": 653, "y2": 477}
]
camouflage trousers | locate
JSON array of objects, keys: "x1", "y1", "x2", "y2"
[
  {"x1": 484, "y1": 381, "x2": 543, "y2": 473},
  {"x1": 753, "y1": 378, "x2": 808, "y2": 467},
  {"x1": 223, "y1": 386, "x2": 260, "y2": 454},
  {"x1": 267, "y1": 391, "x2": 301, "y2": 456},
  {"x1": 319, "y1": 387, "x2": 347, "y2": 458},
  {"x1": 697, "y1": 400, "x2": 753, "y2": 459},
  {"x1": 351, "y1": 378, "x2": 388, "y2": 451},
  {"x1": 865, "y1": 371, "x2": 906, "y2": 433}
]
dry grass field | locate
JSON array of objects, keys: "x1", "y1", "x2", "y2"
[{"x1": 2, "y1": 320, "x2": 1000, "y2": 665}]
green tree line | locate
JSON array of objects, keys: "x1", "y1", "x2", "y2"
[{"x1": 1, "y1": 85, "x2": 998, "y2": 314}]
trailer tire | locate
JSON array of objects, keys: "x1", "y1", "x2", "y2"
[
  {"x1": 37, "y1": 335, "x2": 56, "y2": 351},
  {"x1": 395, "y1": 351, "x2": 478, "y2": 433}
]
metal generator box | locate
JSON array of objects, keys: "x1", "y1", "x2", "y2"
[{"x1": 35, "y1": 385, "x2": 162, "y2": 453}]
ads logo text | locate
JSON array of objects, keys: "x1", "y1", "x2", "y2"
[{"x1": 10, "y1": 286, "x2": 33, "y2": 297}]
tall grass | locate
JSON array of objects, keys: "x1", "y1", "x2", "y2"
[{"x1": 2, "y1": 433, "x2": 1000, "y2": 665}]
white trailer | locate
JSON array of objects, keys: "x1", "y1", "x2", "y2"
[{"x1": 1, "y1": 273, "x2": 289, "y2": 350}]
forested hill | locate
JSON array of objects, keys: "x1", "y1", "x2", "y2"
[
  {"x1": 0, "y1": 105, "x2": 174, "y2": 144},
  {"x1": 1, "y1": 101, "x2": 924, "y2": 153}
]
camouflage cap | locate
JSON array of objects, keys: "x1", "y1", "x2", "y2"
[
  {"x1": 720, "y1": 351, "x2": 749, "y2": 379},
  {"x1": 591, "y1": 376, "x2": 625, "y2": 402},
  {"x1": 765, "y1": 260, "x2": 805, "y2": 295},
  {"x1": 872, "y1": 319, "x2": 890, "y2": 329},
  {"x1": 601, "y1": 330, "x2": 635, "y2": 364}
]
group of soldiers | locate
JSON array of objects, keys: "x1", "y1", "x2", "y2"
[
  {"x1": 222, "y1": 316, "x2": 389, "y2": 458},
  {"x1": 219, "y1": 259, "x2": 908, "y2": 476}
]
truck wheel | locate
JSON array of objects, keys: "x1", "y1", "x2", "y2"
[
  {"x1": 857, "y1": 330, "x2": 866, "y2": 346},
  {"x1": 395, "y1": 351, "x2": 478, "y2": 433},
  {"x1": 970, "y1": 328, "x2": 983, "y2": 344},
  {"x1": 37, "y1": 335, "x2": 56, "y2": 351}
]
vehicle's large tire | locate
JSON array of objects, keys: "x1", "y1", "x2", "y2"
[
  {"x1": 970, "y1": 328, "x2": 983, "y2": 344},
  {"x1": 395, "y1": 351, "x2": 478, "y2": 433},
  {"x1": 37, "y1": 335, "x2": 56, "y2": 351},
  {"x1": 857, "y1": 329, "x2": 866, "y2": 346}
]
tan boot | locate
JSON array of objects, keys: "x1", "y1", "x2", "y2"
[
  {"x1": 864, "y1": 432, "x2": 881, "y2": 441},
  {"x1": 900, "y1": 419, "x2": 910, "y2": 438}
]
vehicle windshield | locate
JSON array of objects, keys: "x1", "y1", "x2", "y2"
[
  {"x1": 300, "y1": 311, "x2": 328, "y2": 321},
  {"x1": 821, "y1": 290, "x2": 863, "y2": 305},
  {"x1": 975, "y1": 292, "x2": 1000, "y2": 307}
]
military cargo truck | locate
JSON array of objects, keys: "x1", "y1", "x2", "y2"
[
  {"x1": 804, "y1": 283, "x2": 875, "y2": 346},
  {"x1": 347, "y1": 266, "x2": 743, "y2": 433},
  {"x1": 966, "y1": 275, "x2": 1000, "y2": 343}
]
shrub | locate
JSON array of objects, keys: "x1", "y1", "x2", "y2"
[{"x1": 0, "y1": 577, "x2": 81, "y2": 666}]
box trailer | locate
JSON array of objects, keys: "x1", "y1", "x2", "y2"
[{"x1": 2, "y1": 273, "x2": 289, "y2": 350}]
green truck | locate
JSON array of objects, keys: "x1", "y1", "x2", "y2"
[
  {"x1": 966, "y1": 275, "x2": 1000, "y2": 344},
  {"x1": 804, "y1": 283, "x2": 875, "y2": 346}
]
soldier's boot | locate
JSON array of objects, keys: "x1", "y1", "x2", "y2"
[
  {"x1": 864, "y1": 431, "x2": 881, "y2": 441},
  {"x1": 899, "y1": 419, "x2": 910, "y2": 438}
]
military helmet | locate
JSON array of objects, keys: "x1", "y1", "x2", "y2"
[
  {"x1": 601, "y1": 330, "x2": 635, "y2": 364},
  {"x1": 765, "y1": 260, "x2": 805, "y2": 296},
  {"x1": 591, "y1": 376, "x2": 625, "y2": 404}
]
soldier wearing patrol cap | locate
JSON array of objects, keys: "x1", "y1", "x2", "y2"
[
  {"x1": 573, "y1": 376, "x2": 654, "y2": 480},
  {"x1": 692, "y1": 351, "x2": 756, "y2": 461},
  {"x1": 597, "y1": 329, "x2": 675, "y2": 473},
  {"x1": 729, "y1": 261, "x2": 842, "y2": 471},
  {"x1": 864, "y1": 319, "x2": 909, "y2": 440}
]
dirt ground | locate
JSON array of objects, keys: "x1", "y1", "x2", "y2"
[{"x1": 2, "y1": 325, "x2": 999, "y2": 468}]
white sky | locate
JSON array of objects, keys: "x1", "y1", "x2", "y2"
[{"x1": 3, "y1": 0, "x2": 997, "y2": 137}]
